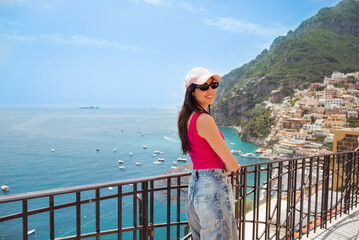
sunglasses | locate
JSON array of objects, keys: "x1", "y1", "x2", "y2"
[{"x1": 195, "y1": 81, "x2": 219, "y2": 91}]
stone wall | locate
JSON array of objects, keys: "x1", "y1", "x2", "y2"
[{"x1": 336, "y1": 134, "x2": 359, "y2": 152}]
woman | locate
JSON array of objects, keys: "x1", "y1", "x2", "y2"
[{"x1": 177, "y1": 67, "x2": 241, "y2": 239}]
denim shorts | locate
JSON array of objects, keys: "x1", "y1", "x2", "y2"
[{"x1": 185, "y1": 169, "x2": 238, "y2": 240}]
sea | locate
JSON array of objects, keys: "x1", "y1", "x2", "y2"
[{"x1": 0, "y1": 107, "x2": 267, "y2": 240}]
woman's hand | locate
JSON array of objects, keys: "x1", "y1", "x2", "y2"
[
  {"x1": 355, "y1": 136, "x2": 359, "y2": 152},
  {"x1": 196, "y1": 113, "x2": 241, "y2": 173}
]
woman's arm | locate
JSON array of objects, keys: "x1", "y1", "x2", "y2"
[{"x1": 196, "y1": 113, "x2": 241, "y2": 172}]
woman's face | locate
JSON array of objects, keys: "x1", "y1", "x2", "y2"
[{"x1": 192, "y1": 78, "x2": 217, "y2": 109}]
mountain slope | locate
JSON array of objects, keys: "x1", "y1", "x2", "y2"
[{"x1": 213, "y1": 0, "x2": 359, "y2": 134}]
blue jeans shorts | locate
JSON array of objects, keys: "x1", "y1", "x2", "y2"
[{"x1": 185, "y1": 169, "x2": 238, "y2": 240}]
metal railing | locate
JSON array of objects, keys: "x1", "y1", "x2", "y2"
[{"x1": 0, "y1": 151, "x2": 358, "y2": 239}]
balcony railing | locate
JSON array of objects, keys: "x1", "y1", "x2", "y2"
[{"x1": 0, "y1": 151, "x2": 358, "y2": 239}]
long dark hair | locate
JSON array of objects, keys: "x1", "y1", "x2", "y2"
[{"x1": 177, "y1": 84, "x2": 210, "y2": 155}]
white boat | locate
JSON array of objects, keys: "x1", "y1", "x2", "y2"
[
  {"x1": 136, "y1": 162, "x2": 142, "y2": 166},
  {"x1": 143, "y1": 146, "x2": 147, "y2": 149},
  {"x1": 108, "y1": 187, "x2": 113, "y2": 191},
  {"x1": 96, "y1": 147, "x2": 100, "y2": 151},
  {"x1": 230, "y1": 142, "x2": 235, "y2": 145},
  {"x1": 259, "y1": 153, "x2": 274, "y2": 160},
  {"x1": 51, "y1": 148, "x2": 55, "y2": 152},
  {"x1": 27, "y1": 229, "x2": 35, "y2": 235},
  {"x1": 118, "y1": 160, "x2": 124, "y2": 164},
  {"x1": 129, "y1": 152, "x2": 133, "y2": 156},
  {"x1": 152, "y1": 154, "x2": 157, "y2": 157},
  {"x1": 177, "y1": 158, "x2": 187, "y2": 162},
  {"x1": 157, "y1": 158, "x2": 165, "y2": 161},
  {"x1": 153, "y1": 150, "x2": 161, "y2": 154},
  {"x1": 171, "y1": 166, "x2": 177, "y2": 169},
  {"x1": 119, "y1": 166, "x2": 126, "y2": 170},
  {"x1": 113, "y1": 148, "x2": 117, "y2": 152},
  {"x1": 173, "y1": 161, "x2": 178, "y2": 166},
  {"x1": 231, "y1": 150, "x2": 242, "y2": 155},
  {"x1": 1, "y1": 185, "x2": 9, "y2": 191},
  {"x1": 153, "y1": 161, "x2": 161, "y2": 164},
  {"x1": 242, "y1": 153, "x2": 257, "y2": 159}
]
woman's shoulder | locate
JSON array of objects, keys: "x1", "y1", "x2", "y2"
[{"x1": 196, "y1": 112, "x2": 215, "y2": 125}]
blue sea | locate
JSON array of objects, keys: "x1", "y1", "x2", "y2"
[{"x1": 0, "y1": 107, "x2": 266, "y2": 240}]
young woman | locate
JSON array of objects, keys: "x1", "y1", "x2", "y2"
[{"x1": 178, "y1": 67, "x2": 241, "y2": 239}]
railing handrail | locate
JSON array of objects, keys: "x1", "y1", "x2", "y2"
[
  {"x1": 0, "y1": 151, "x2": 354, "y2": 204},
  {"x1": 0, "y1": 171, "x2": 191, "y2": 203}
]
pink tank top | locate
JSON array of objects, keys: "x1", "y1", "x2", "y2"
[{"x1": 188, "y1": 112, "x2": 225, "y2": 170}]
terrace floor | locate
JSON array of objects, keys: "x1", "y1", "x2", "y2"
[{"x1": 302, "y1": 205, "x2": 359, "y2": 240}]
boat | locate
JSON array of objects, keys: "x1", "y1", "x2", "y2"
[
  {"x1": 242, "y1": 153, "x2": 257, "y2": 159},
  {"x1": 231, "y1": 150, "x2": 242, "y2": 155},
  {"x1": 173, "y1": 161, "x2": 178, "y2": 166},
  {"x1": 113, "y1": 148, "x2": 117, "y2": 152},
  {"x1": 153, "y1": 150, "x2": 161, "y2": 154},
  {"x1": 157, "y1": 158, "x2": 165, "y2": 161},
  {"x1": 230, "y1": 142, "x2": 235, "y2": 145},
  {"x1": 118, "y1": 160, "x2": 124, "y2": 164},
  {"x1": 136, "y1": 162, "x2": 142, "y2": 166},
  {"x1": 1, "y1": 185, "x2": 9, "y2": 191},
  {"x1": 143, "y1": 146, "x2": 147, "y2": 149},
  {"x1": 51, "y1": 148, "x2": 55, "y2": 152},
  {"x1": 119, "y1": 166, "x2": 126, "y2": 170},
  {"x1": 177, "y1": 158, "x2": 187, "y2": 162},
  {"x1": 171, "y1": 166, "x2": 177, "y2": 169},
  {"x1": 147, "y1": 132, "x2": 151, "y2": 135},
  {"x1": 255, "y1": 147, "x2": 265, "y2": 153},
  {"x1": 129, "y1": 152, "x2": 133, "y2": 156},
  {"x1": 27, "y1": 229, "x2": 35, "y2": 235},
  {"x1": 108, "y1": 187, "x2": 113, "y2": 191},
  {"x1": 152, "y1": 154, "x2": 157, "y2": 157},
  {"x1": 153, "y1": 161, "x2": 161, "y2": 164},
  {"x1": 259, "y1": 153, "x2": 274, "y2": 160},
  {"x1": 96, "y1": 147, "x2": 100, "y2": 151}
]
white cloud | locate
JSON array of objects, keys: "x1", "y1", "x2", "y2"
[
  {"x1": 177, "y1": 2, "x2": 195, "y2": 13},
  {"x1": 130, "y1": 0, "x2": 171, "y2": 7},
  {"x1": 0, "y1": 32, "x2": 157, "y2": 54},
  {"x1": 0, "y1": 0, "x2": 31, "y2": 5},
  {"x1": 203, "y1": 17, "x2": 288, "y2": 38}
]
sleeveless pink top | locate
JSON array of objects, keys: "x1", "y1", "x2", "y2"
[{"x1": 188, "y1": 112, "x2": 225, "y2": 170}]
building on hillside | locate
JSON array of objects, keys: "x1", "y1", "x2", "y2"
[
  {"x1": 332, "y1": 71, "x2": 345, "y2": 80},
  {"x1": 311, "y1": 83, "x2": 321, "y2": 90},
  {"x1": 324, "y1": 114, "x2": 347, "y2": 128},
  {"x1": 300, "y1": 124, "x2": 316, "y2": 133},
  {"x1": 293, "y1": 132, "x2": 307, "y2": 141},
  {"x1": 324, "y1": 88, "x2": 337, "y2": 99},
  {"x1": 348, "y1": 111, "x2": 358, "y2": 118}
]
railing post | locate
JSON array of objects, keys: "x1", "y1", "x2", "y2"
[
  {"x1": 76, "y1": 192, "x2": 81, "y2": 240},
  {"x1": 22, "y1": 199, "x2": 28, "y2": 240},
  {"x1": 344, "y1": 152, "x2": 353, "y2": 213},
  {"x1": 49, "y1": 195, "x2": 55, "y2": 240}
]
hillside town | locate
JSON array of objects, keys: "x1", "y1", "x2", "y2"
[{"x1": 259, "y1": 71, "x2": 359, "y2": 159}]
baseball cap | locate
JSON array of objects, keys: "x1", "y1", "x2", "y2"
[{"x1": 185, "y1": 67, "x2": 221, "y2": 89}]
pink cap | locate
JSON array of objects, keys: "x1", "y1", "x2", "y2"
[{"x1": 185, "y1": 67, "x2": 221, "y2": 89}]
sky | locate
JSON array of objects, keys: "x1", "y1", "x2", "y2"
[{"x1": 0, "y1": 0, "x2": 342, "y2": 108}]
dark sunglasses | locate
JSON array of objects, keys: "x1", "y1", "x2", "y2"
[{"x1": 195, "y1": 81, "x2": 219, "y2": 91}]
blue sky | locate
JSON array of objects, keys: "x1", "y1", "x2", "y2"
[{"x1": 0, "y1": 0, "x2": 342, "y2": 107}]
